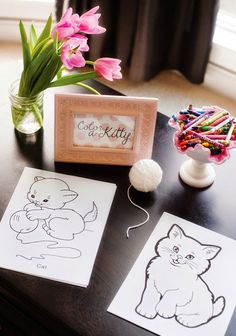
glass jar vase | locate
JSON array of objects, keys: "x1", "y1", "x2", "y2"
[{"x1": 9, "y1": 80, "x2": 44, "y2": 135}]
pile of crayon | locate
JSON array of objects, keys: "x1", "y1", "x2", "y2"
[{"x1": 169, "y1": 104, "x2": 236, "y2": 161}]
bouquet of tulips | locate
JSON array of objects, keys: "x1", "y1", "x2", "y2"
[{"x1": 18, "y1": 6, "x2": 122, "y2": 98}]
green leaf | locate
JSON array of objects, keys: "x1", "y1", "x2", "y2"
[
  {"x1": 31, "y1": 36, "x2": 51, "y2": 60},
  {"x1": 30, "y1": 52, "x2": 62, "y2": 96},
  {"x1": 56, "y1": 66, "x2": 63, "y2": 80},
  {"x1": 35, "y1": 14, "x2": 52, "y2": 47},
  {"x1": 53, "y1": 31, "x2": 59, "y2": 54},
  {"x1": 29, "y1": 24, "x2": 37, "y2": 53},
  {"x1": 31, "y1": 101, "x2": 43, "y2": 127},
  {"x1": 19, "y1": 20, "x2": 31, "y2": 71},
  {"x1": 49, "y1": 72, "x2": 98, "y2": 88},
  {"x1": 19, "y1": 39, "x2": 55, "y2": 96},
  {"x1": 28, "y1": 41, "x2": 55, "y2": 92}
]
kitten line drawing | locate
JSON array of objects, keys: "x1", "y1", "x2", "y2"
[
  {"x1": 10, "y1": 176, "x2": 98, "y2": 241},
  {"x1": 135, "y1": 224, "x2": 225, "y2": 328}
]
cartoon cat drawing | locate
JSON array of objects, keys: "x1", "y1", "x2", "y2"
[
  {"x1": 10, "y1": 176, "x2": 98, "y2": 240},
  {"x1": 136, "y1": 224, "x2": 225, "y2": 328}
]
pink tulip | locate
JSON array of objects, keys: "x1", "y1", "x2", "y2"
[
  {"x1": 94, "y1": 58, "x2": 122, "y2": 81},
  {"x1": 77, "y1": 6, "x2": 106, "y2": 34},
  {"x1": 70, "y1": 34, "x2": 89, "y2": 51},
  {"x1": 51, "y1": 7, "x2": 80, "y2": 40},
  {"x1": 61, "y1": 36, "x2": 89, "y2": 70}
]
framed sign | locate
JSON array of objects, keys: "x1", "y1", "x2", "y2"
[{"x1": 54, "y1": 93, "x2": 158, "y2": 165}]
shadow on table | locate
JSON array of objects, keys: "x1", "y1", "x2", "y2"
[{"x1": 14, "y1": 128, "x2": 44, "y2": 165}]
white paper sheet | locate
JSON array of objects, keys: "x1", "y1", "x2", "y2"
[
  {"x1": 108, "y1": 212, "x2": 236, "y2": 336},
  {"x1": 0, "y1": 167, "x2": 116, "y2": 287}
]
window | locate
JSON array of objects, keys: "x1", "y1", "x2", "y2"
[
  {"x1": 211, "y1": 7, "x2": 236, "y2": 72},
  {"x1": 205, "y1": 0, "x2": 236, "y2": 99},
  {"x1": 0, "y1": 0, "x2": 56, "y2": 41}
]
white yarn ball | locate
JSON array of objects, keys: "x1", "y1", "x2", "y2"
[{"x1": 129, "y1": 159, "x2": 163, "y2": 192}]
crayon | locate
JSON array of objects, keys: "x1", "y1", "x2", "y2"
[
  {"x1": 179, "y1": 139, "x2": 199, "y2": 146},
  {"x1": 200, "y1": 117, "x2": 233, "y2": 135},
  {"x1": 188, "y1": 130, "x2": 226, "y2": 149},
  {"x1": 201, "y1": 110, "x2": 229, "y2": 126},
  {"x1": 186, "y1": 141, "x2": 199, "y2": 147},
  {"x1": 189, "y1": 111, "x2": 202, "y2": 117},
  {"x1": 211, "y1": 148, "x2": 222, "y2": 155},
  {"x1": 192, "y1": 126, "x2": 213, "y2": 131},
  {"x1": 209, "y1": 115, "x2": 229, "y2": 127},
  {"x1": 183, "y1": 111, "x2": 214, "y2": 131},
  {"x1": 226, "y1": 119, "x2": 236, "y2": 142},
  {"x1": 216, "y1": 140, "x2": 229, "y2": 146},
  {"x1": 206, "y1": 134, "x2": 228, "y2": 139},
  {"x1": 187, "y1": 104, "x2": 206, "y2": 116},
  {"x1": 179, "y1": 111, "x2": 189, "y2": 115}
]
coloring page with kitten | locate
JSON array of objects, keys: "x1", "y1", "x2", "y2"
[
  {"x1": 108, "y1": 212, "x2": 236, "y2": 336},
  {"x1": 0, "y1": 167, "x2": 116, "y2": 287}
]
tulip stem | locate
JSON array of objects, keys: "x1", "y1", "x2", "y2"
[
  {"x1": 75, "y1": 82, "x2": 100, "y2": 95},
  {"x1": 86, "y1": 60, "x2": 94, "y2": 66}
]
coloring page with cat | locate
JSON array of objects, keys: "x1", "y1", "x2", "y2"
[
  {"x1": 108, "y1": 212, "x2": 236, "y2": 336},
  {"x1": 0, "y1": 167, "x2": 116, "y2": 287}
]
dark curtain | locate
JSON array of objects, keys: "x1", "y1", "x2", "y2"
[{"x1": 55, "y1": 0, "x2": 219, "y2": 84}]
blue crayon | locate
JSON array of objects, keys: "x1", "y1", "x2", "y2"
[
  {"x1": 195, "y1": 109, "x2": 205, "y2": 114},
  {"x1": 188, "y1": 110, "x2": 202, "y2": 117},
  {"x1": 186, "y1": 141, "x2": 199, "y2": 147}
]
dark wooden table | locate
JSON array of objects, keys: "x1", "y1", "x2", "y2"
[{"x1": 0, "y1": 80, "x2": 235, "y2": 336}]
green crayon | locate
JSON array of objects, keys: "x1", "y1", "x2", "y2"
[{"x1": 193, "y1": 125, "x2": 213, "y2": 131}]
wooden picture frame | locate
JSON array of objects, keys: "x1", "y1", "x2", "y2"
[{"x1": 54, "y1": 93, "x2": 158, "y2": 165}]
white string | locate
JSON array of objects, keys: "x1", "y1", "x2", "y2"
[{"x1": 126, "y1": 185, "x2": 150, "y2": 238}]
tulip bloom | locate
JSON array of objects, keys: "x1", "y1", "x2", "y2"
[
  {"x1": 94, "y1": 58, "x2": 122, "y2": 81},
  {"x1": 17, "y1": 6, "x2": 122, "y2": 101},
  {"x1": 77, "y1": 6, "x2": 106, "y2": 34},
  {"x1": 52, "y1": 6, "x2": 105, "y2": 40},
  {"x1": 61, "y1": 36, "x2": 89, "y2": 70},
  {"x1": 51, "y1": 7, "x2": 80, "y2": 40}
]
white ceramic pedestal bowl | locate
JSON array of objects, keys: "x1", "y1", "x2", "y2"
[{"x1": 179, "y1": 144, "x2": 217, "y2": 188}]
